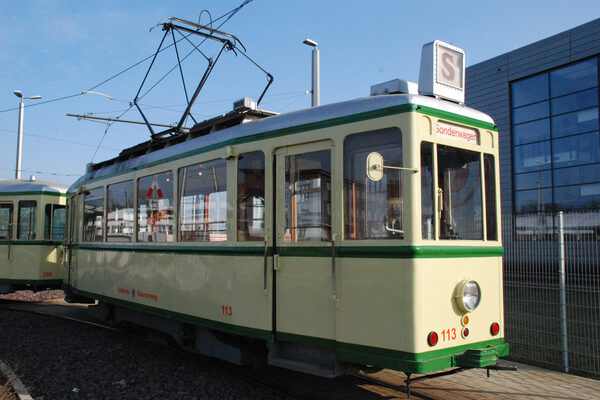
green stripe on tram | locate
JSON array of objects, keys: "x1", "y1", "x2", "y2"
[
  {"x1": 0, "y1": 278, "x2": 63, "y2": 286},
  {"x1": 0, "y1": 240, "x2": 64, "y2": 246},
  {"x1": 73, "y1": 244, "x2": 503, "y2": 258},
  {"x1": 0, "y1": 191, "x2": 66, "y2": 197}
]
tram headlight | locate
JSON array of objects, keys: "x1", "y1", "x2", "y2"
[{"x1": 454, "y1": 280, "x2": 481, "y2": 313}]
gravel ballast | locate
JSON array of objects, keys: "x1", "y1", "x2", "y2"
[{"x1": 0, "y1": 291, "x2": 285, "y2": 400}]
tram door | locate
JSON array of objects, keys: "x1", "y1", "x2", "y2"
[{"x1": 274, "y1": 141, "x2": 337, "y2": 342}]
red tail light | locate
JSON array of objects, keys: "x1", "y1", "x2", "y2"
[
  {"x1": 490, "y1": 322, "x2": 500, "y2": 336},
  {"x1": 462, "y1": 327, "x2": 470, "y2": 338},
  {"x1": 427, "y1": 331, "x2": 438, "y2": 346}
]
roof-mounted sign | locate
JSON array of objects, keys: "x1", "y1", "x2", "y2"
[{"x1": 418, "y1": 40, "x2": 465, "y2": 104}]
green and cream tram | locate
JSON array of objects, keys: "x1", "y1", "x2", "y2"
[
  {"x1": 0, "y1": 178, "x2": 68, "y2": 294},
  {"x1": 65, "y1": 40, "x2": 507, "y2": 378}
]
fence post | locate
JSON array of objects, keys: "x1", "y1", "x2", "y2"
[{"x1": 558, "y1": 211, "x2": 569, "y2": 373}]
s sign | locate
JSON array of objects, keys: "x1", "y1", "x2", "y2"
[{"x1": 436, "y1": 44, "x2": 464, "y2": 89}]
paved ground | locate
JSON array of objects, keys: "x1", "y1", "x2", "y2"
[{"x1": 369, "y1": 359, "x2": 600, "y2": 399}]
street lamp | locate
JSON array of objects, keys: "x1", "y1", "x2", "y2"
[
  {"x1": 13, "y1": 90, "x2": 42, "y2": 180},
  {"x1": 303, "y1": 38, "x2": 320, "y2": 107}
]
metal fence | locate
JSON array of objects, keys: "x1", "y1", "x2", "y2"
[{"x1": 502, "y1": 211, "x2": 600, "y2": 378}]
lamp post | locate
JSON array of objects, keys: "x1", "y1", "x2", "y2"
[
  {"x1": 13, "y1": 90, "x2": 41, "y2": 180},
  {"x1": 303, "y1": 38, "x2": 320, "y2": 107}
]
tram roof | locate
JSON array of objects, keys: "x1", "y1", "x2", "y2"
[
  {"x1": 70, "y1": 93, "x2": 495, "y2": 191},
  {"x1": 0, "y1": 179, "x2": 69, "y2": 194}
]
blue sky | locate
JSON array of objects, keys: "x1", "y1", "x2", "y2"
[{"x1": 0, "y1": 0, "x2": 598, "y2": 186}]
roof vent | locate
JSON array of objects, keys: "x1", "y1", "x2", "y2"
[
  {"x1": 29, "y1": 175, "x2": 36, "y2": 182},
  {"x1": 233, "y1": 97, "x2": 257, "y2": 111},
  {"x1": 370, "y1": 79, "x2": 418, "y2": 96}
]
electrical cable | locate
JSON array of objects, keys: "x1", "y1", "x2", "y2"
[
  {"x1": 0, "y1": 1, "x2": 255, "y2": 115},
  {"x1": 89, "y1": 0, "x2": 255, "y2": 160}
]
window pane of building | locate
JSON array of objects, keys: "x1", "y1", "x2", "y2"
[
  {"x1": 550, "y1": 58, "x2": 598, "y2": 98},
  {"x1": 553, "y1": 163, "x2": 600, "y2": 187},
  {"x1": 554, "y1": 183, "x2": 600, "y2": 210},
  {"x1": 513, "y1": 118, "x2": 550, "y2": 145},
  {"x1": 514, "y1": 141, "x2": 551, "y2": 174},
  {"x1": 286, "y1": 150, "x2": 331, "y2": 242},
  {"x1": 514, "y1": 188, "x2": 552, "y2": 213},
  {"x1": 512, "y1": 101, "x2": 549, "y2": 125},
  {"x1": 344, "y1": 128, "x2": 403, "y2": 240},
  {"x1": 552, "y1": 131, "x2": 600, "y2": 168},
  {"x1": 421, "y1": 142, "x2": 434, "y2": 239},
  {"x1": 551, "y1": 107, "x2": 599, "y2": 138},
  {"x1": 512, "y1": 74, "x2": 549, "y2": 108},
  {"x1": 18, "y1": 201, "x2": 37, "y2": 240},
  {"x1": 107, "y1": 181, "x2": 134, "y2": 242},
  {"x1": 514, "y1": 170, "x2": 552, "y2": 191},
  {"x1": 0, "y1": 204, "x2": 13, "y2": 239},
  {"x1": 551, "y1": 87, "x2": 598, "y2": 115},
  {"x1": 138, "y1": 171, "x2": 174, "y2": 242},
  {"x1": 237, "y1": 151, "x2": 265, "y2": 242},
  {"x1": 437, "y1": 145, "x2": 482, "y2": 240},
  {"x1": 84, "y1": 188, "x2": 104, "y2": 242},
  {"x1": 179, "y1": 159, "x2": 227, "y2": 242}
]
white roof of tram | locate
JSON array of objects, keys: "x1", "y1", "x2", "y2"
[
  {"x1": 70, "y1": 93, "x2": 495, "y2": 190},
  {"x1": 0, "y1": 179, "x2": 69, "y2": 194}
]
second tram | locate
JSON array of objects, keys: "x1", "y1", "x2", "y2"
[{"x1": 0, "y1": 178, "x2": 68, "y2": 294}]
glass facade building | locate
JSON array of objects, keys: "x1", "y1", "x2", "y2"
[
  {"x1": 512, "y1": 57, "x2": 599, "y2": 212},
  {"x1": 465, "y1": 18, "x2": 600, "y2": 214}
]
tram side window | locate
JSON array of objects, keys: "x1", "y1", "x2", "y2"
[
  {"x1": 0, "y1": 204, "x2": 13, "y2": 239},
  {"x1": 285, "y1": 150, "x2": 331, "y2": 242},
  {"x1": 107, "y1": 181, "x2": 135, "y2": 242},
  {"x1": 44, "y1": 204, "x2": 66, "y2": 240},
  {"x1": 17, "y1": 201, "x2": 37, "y2": 240},
  {"x1": 237, "y1": 151, "x2": 265, "y2": 241},
  {"x1": 344, "y1": 128, "x2": 403, "y2": 240},
  {"x1": 484, "y1": 154, "x2": 498, "y2": 241},
  {"x1": 437, "y1": 145, "x2": 483, "y2": 240},
  {"x1": 421, "y1": 142, "x2": 434, "y2": 239},
  {"x1": 179, "y1": 159, "x2": 227, "y2": 242},
  {"x1": 138, "y1": 171, "x2": 174, "y2": 242},
  {"x1": 83, "y1": 188, "x2": 104, "y2": 242}
]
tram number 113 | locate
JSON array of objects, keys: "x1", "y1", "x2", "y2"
[
  {"x1": 222, "y1": 305, "x2": 233, "y2": 317},
  {"x1": 441, "y1": 328, "x2": 457, "y2": 341}
]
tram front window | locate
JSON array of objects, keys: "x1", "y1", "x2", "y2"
[
  {"x1": 0, "y1": 204, "x2": 13, "y2": 239},
  {"x1": 344, "y1": 128, "x2": 403, "y2": 240},
  {"x1": 437, "y1": 145, "x2": 483, "y2": 240},
  {"x1": 17, "y1": 201, "x2": 37, "y2": 240}
]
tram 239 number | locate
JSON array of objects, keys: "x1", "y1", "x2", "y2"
[
  {"x1": 441, "y1": 328, "x2": 457, "y2": 341},
  {"x1": 222, "y1": 305, "x2": 233, "y2": 316}
]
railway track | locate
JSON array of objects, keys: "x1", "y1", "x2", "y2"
[{"x1": 0, "y1": 297, "x2": 437, "y2": 399}]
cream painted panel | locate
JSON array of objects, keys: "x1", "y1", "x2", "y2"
[
  {"x1": 336, "y1": 258, "x2": 415, "y2": 350},
  {"x1": 336, "y1": 256, "x2": 503, "y2": 354},
  {"x1": 173, "y1": 254, "x2": 271, "y2": 331},
  {"x1": 412, "y1": 256, "x2": 504, "y2": 353},
  {"x1": 276, "y1": 257, "x2": 334, "y2": 339},
  {"x1": 76, "y1": 249, "x2": 107, "y2": 295},
  {"x1": 5, "y1": 245, "x2": 64, "y2": 281}
]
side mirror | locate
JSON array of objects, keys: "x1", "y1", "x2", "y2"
[
  {"x1": 366, "y1": 151, "x2": 418, "y2": 181},
  {"x1": 366, "y1": 152, "x2": 384, "y2": 182}
]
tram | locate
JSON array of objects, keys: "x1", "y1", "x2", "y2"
[
  {"x1": 0, "y1": 178, "x2": 68, "y2": 294},
  {"x1": 64, "y1": 38, "x2": 507, "y2": 378}
]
